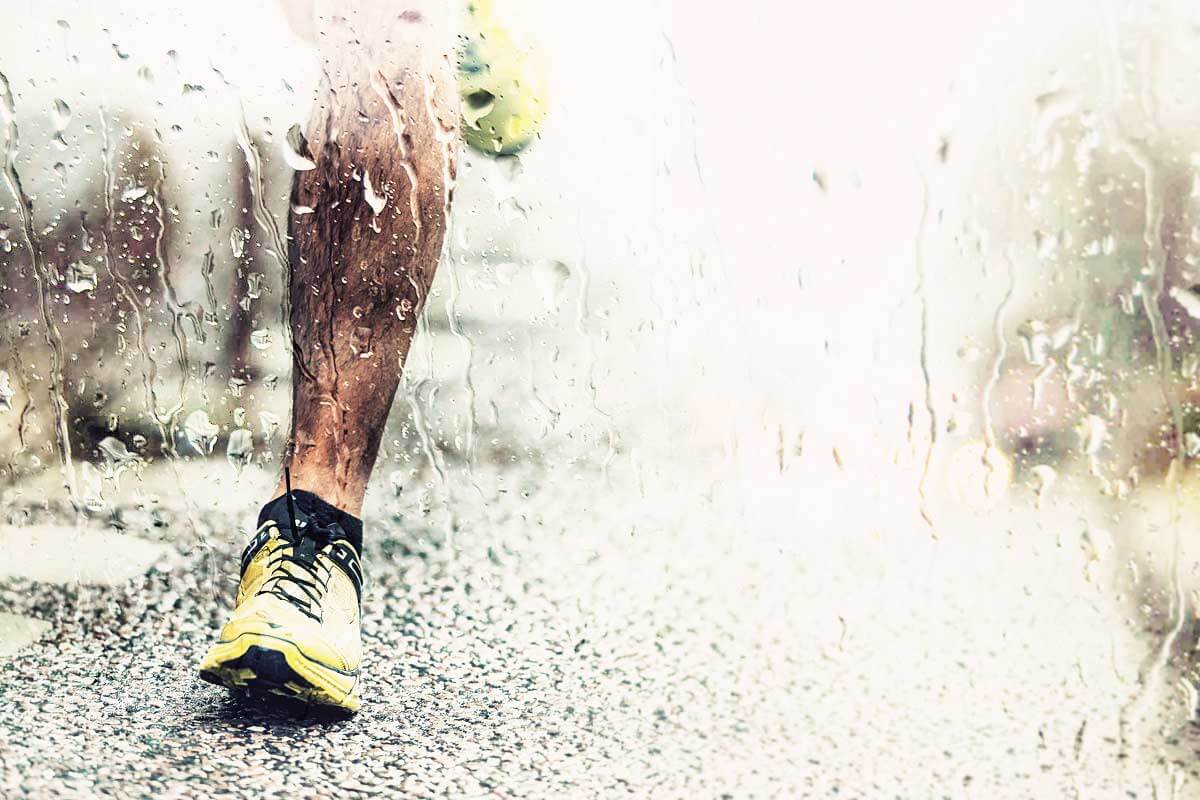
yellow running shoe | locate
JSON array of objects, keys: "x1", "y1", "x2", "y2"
[{"x1": 198, "y1": 490, "x2": 365, "y2": 712}]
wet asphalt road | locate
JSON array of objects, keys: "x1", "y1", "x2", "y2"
[
  {"x1": 0, "y1": 455, "x2": 812, "y2": 799},
  {"x1": 5, "y1": 448, "x2": 1200, "y2": 798}
]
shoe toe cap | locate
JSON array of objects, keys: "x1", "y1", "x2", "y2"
[{"x1": 219, "y1": 597, "x2": 360, "y2": 671}]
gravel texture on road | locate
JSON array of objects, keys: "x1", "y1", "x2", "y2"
[
  {"x1": 0, "y1": 456, "x2": 810, "y2": 798},
  {"x1": 2, "y1": 452, "x2": 1200, "y2": 798}
]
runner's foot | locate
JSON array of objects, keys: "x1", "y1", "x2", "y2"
[{"x1": 198, "y1": 490, "x2": 365, "y2": 712}]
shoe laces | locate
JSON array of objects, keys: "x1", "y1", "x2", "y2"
[{"x1": 257, "y1": 468, "x2": 334, "y2": 622}]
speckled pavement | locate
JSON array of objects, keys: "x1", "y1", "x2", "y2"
[
  {"x1": 4, "y1": 449, "x2": 1200, "y2": 798},
  {"x1": 0, "y1": 454, "x2": 809, "y2": 799}
]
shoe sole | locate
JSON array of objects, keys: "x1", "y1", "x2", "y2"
[{"x1": 198, "y1": 632, "x2": 361, "y2": 712}]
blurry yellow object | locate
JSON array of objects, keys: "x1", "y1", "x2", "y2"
[{"x1": 459, "y1": 0, "x2": 549, "y2": 156}]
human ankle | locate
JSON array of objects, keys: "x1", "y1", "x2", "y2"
[{"x1": 271, "y1": 473, "x2": 366, "y2": 518}]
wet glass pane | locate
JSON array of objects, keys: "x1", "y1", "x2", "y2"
[{"x1": 5, "y1": 0, "x2": 1200, "y2": 796}]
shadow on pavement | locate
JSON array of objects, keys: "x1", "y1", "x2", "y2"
[{"x1": 194, "y1": 689, "x2": 356, "y2": 729}]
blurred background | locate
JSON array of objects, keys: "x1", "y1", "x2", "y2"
[{"x1": 8, "y1": 0, "x2": 1200, "y2": 796}]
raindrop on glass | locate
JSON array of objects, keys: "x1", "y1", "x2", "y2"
[{"x1": 183, "y1": 410, "x2": 219, "y2": 456}]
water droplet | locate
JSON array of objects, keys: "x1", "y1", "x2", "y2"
[
  {"x1": 230, "y1": 226, "x2": 248, "y2": 258},
  {"x1": 1170, "y1": 285, "x2": 1200, "y2": 319},
  {"x1": 226, "y1": 428, "x2": 254, "y2": 471},
  {"x1": 51, "y1": 99, "x2": 71, "y2": 130},
  {"x1": 282, "y1": 123, "x2": 316, "y2": 171},
  {"x1": 250, "y1": 329, "x2": 273, "y2": 350},
  {"x1": 1119, "y1": 290, "x2": 1136, "y2": 315},
  {"x1": 0, "y1": 76, "x2": 14, "y2": 125},
  {"x1": 462, "y1": 89, "x2": 496, "y2": 129},
  {"x1": 96, "y1": 436, "x2": 143, "y2": 480},
  {"x1": 64, "y1": 261, "x2": 97, "y2": 293},
  {"x1": 259, "y1": 411, "x2": 280, "y2": 442},
  {"x1": 363, "y1": 170, "x2": 387, "y2": 215},
  {"x1": 1030, "y1": 464, "x2": 1057, "y2": 500},
  {"x1": 1080, "y1": 524, "x2": 1114, "y2": 571},
  {"x1": 1033, "y1": 229, "x2": 1060, "y2": 258},
  {"x1": 1185, "y1": 353, "x2": 1200, "y2": 382},
  {"x1": 245, "y1": 272, "x2": 264, "y2": 299},
  {"x1": 534, "y1": 260, "x2": 571, "y2": 309},
  {"x1": 350, "y1": 326, "x2": 374, "y2": 358},
  {"x1": 0, "y1": 371, "x2": 15, "y2": 411},
  {"x1": 1017, "y1": 318, "x2": 1074, "y2": 367},
  {"x1": 183, "y1": 410, "x2": 219, "y2": 455},
  {"x1": 1080, "y1": 414, "x2": 1107, "y2": 456},
  {"x1": 120, "y1": 184, "x2": 148, "y2": 202}
]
